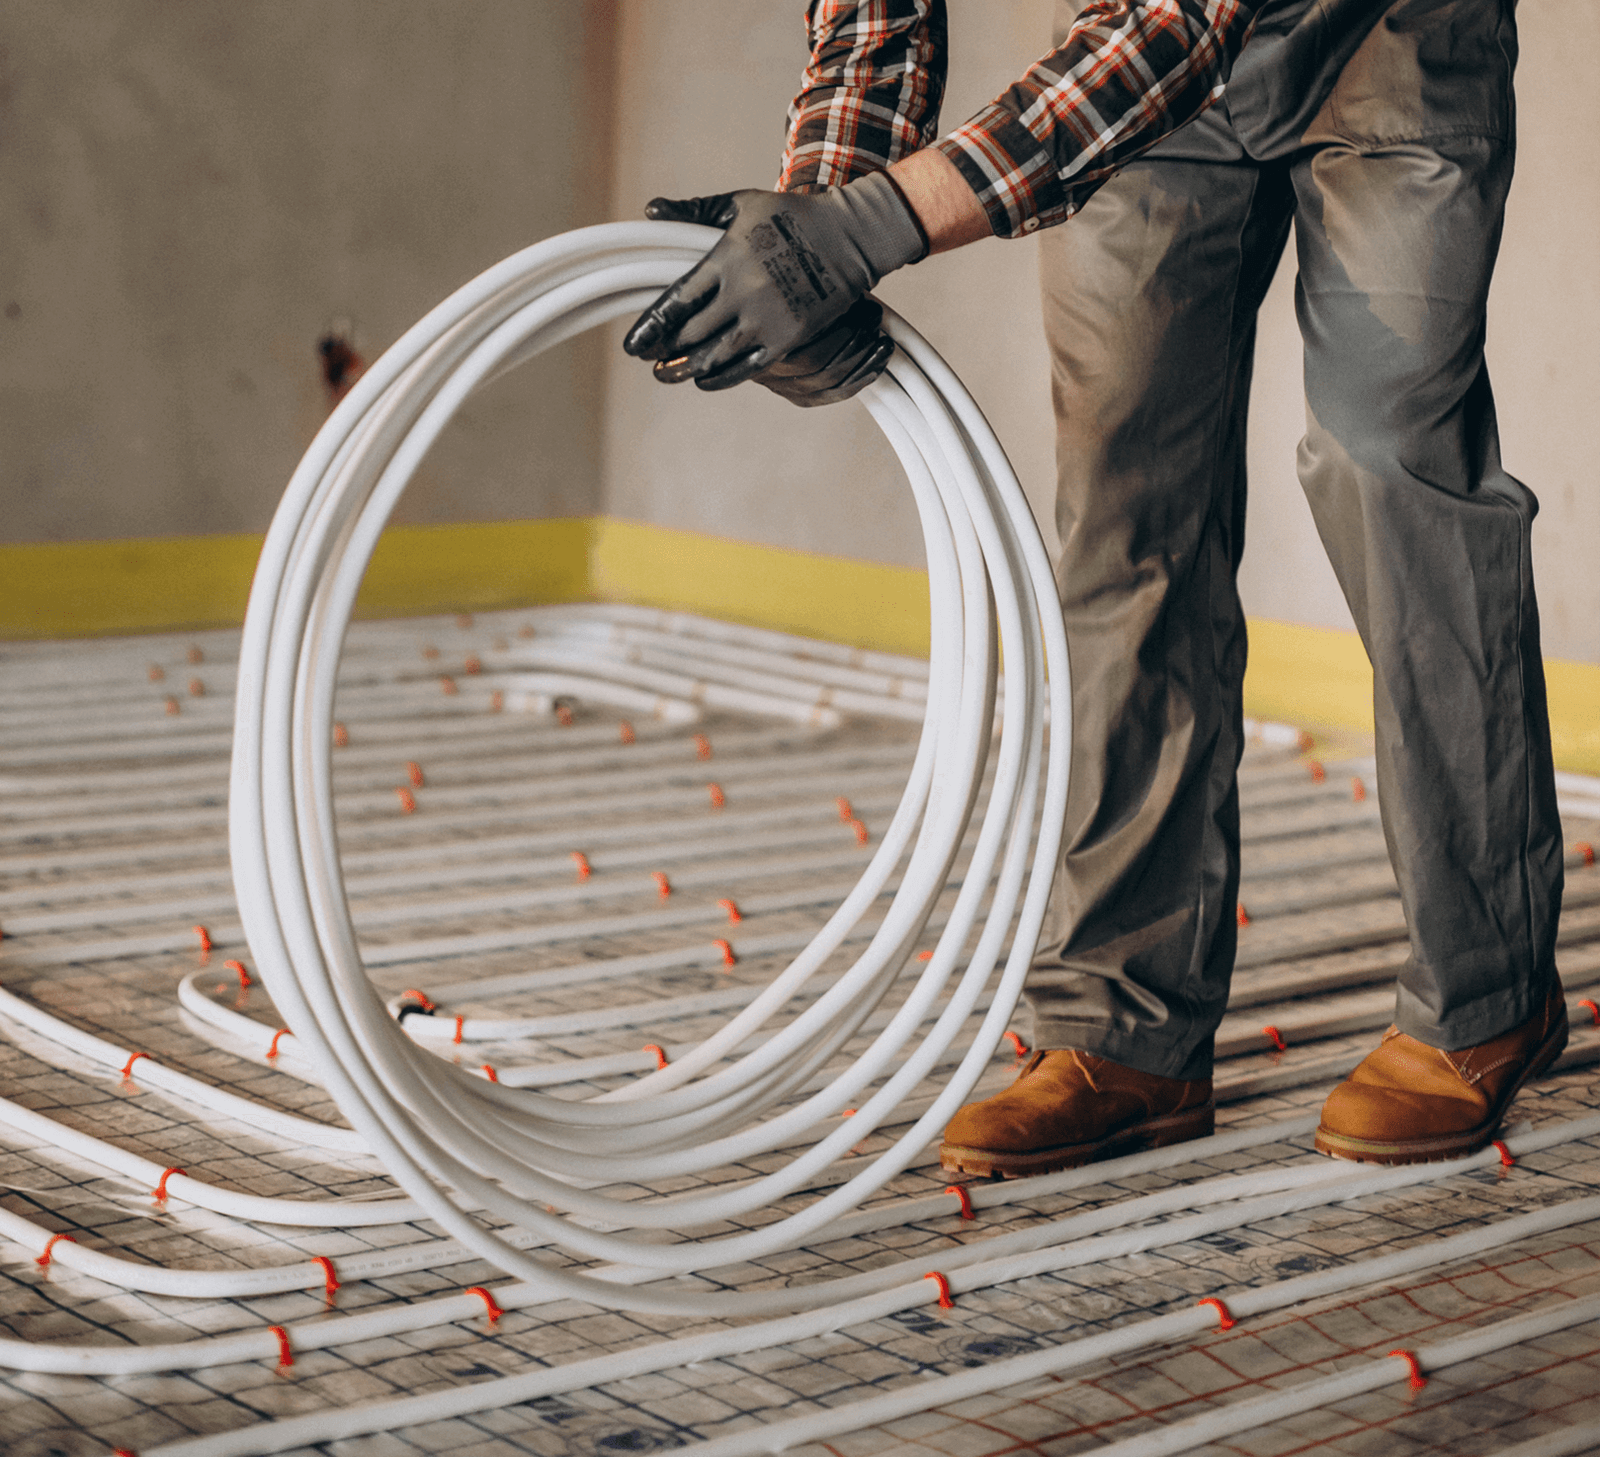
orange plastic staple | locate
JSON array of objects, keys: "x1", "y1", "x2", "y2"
[
  {"x1": 555, "y1": 702, "x2": 573, "y2": 726},
  {"x1": 267, "y1": 1028, "x2": 291, "y2": 1059},
  {"x1": 717, "y1": 898, "x2": 742, "y2": 924},
  {"x1": 186, "y1": 646, "x2": 204, "y2": 665},
  {"x1": 643, "y1": 1043, "x2": 669, "y2": 1070},
  {"x1": 310, "y1": 1255, "x2": 339, "y2": 1305},
  {"x1": 916, "y1": 950, "x2": 934, "y2": 961},
  {"x1": 1578, "y1": 842, "x2": 1596, "y2": 867},
  {"x1": 482, "y1": 1064, "x2": 499, "y2": 1083},
  {"x1": 923, "y1": 1271, "x2": 954, "y2": 1309},
  {"x1": 848, "y1": 818, "x2": 869, "y2": 845},
  {"x1": 1003, "y1": 1031, "x2": 1029, "y2": 1058},
  {"x1": 406, "y1": 761, "x2": 425, "y2": 788},
  {"x1": 35, "y1": 1233, "x2": 76, "y2": 1270},
  {"x1": 652, "y1": 871, "x2": 672, "y2": 899},
  {"x1": 1578, "y1": 999, "x2": 1600, "y2": 1027},
  {"x1": 192, "y1": 925, "x2": 212, "y2": 953},
  {"x1": 463, "y1": 653, "x2": 482, "y2": 675},
  {"x1": 571, "y1": 851, "x2": 592, "y2": 880},
  {"x1": 1351, "y1": 776, "x2": 1367, "y2": 802},
  {"x1": 945, "y1": 1184, "x2": 976, "y2": 1221},
  {"x1": 836, "y1": 796, "x2": 853, "y2": 822},
  {"x1": 395, "y1": 786, "x2": 416, "y2": 814},
  {"x1": 489, "y1": 690, "x2": 504, "y2": 713},
  {"x1": 1493, "y1": 1140, "x2": 1515, "y2": 1168},
  {"x1": 619, "y1": 720, "x2": 636, "y2": 745},
  {"x1": 164, "y1": 695, "x2": 181, "y2": 716},
  {"x1": 402, "y1": 989, "x2": 436, "y2": 1012},
  {"x1": 120, "y1": 1051, "x2": 150, "y2": 1080},
  {"x1": 1197, "y1": 1297, "x2": 1236, "y2": 1331},
  {"x1": 269, "y1": 1324, "x2": 293, "y2": 1369},
  {"x1": 152, "y1": 1167, "x2": 185, "y2": 1204},
  {"x1": 707, "y1": 782, "x2": 726, "y2": 808},
  {"x1": 1389, "y1": 1348, "x2": 1426, "y2": 1390},
  {"x1": 1263, "y1": 1025, "x2": 1288, "y2": 1053},
  {"x1": 224, "y1": 959, "x2": 251, "y2": 988},
  {"x1": 333, "y1": 721, "x2": 350, "y2": 747},
  {"x1": 1307, "y1": 760, "x2": 1326, "y2": 783},
  {"x1": 114, "y1": 1449, "x2": 138, "y2": 1457},
  {"x1": 148, "y1": 664, "x2": 165, "y2": 682},
  {"x1": 713, "y1": 939, "x2": 736, "y2": 968},
  {"x1": 466, "y1": 1285, "x2": 504, "y2": 1323},
  {"x1": 694, "y1": 733, "x2": 712, "y2": 760},
  {"x1": 188, "y1": 678, "x2": 205, "y2": 698},
  {"x1": 1236, "y1": 902, "x2": 1251, "y2": 928},
  {"x1": 440, "y1": 675, "x2": 459, "y2": 696},
  {"x1": 453, "y1": 1015, "x2": 465, "y2": 1044}
]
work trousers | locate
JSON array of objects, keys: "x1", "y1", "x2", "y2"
[{"x1": 1026, "y1": 0, "x2": 1563, "y2": 1080}]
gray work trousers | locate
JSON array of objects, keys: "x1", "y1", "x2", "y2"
[{"x1": 1026, "y1": 0, "x2": 1564, "y2": 1081}]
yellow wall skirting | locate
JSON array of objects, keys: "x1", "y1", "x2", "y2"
[
  {"x1": 3, "y1": 519, "x2": 1595, "y2": 773},
  {"x1": 588, "y1": 519, "x2": 931, "y2": 658}
]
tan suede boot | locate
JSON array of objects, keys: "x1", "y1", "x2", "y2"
[
  {"x1": 1315, "y1": 984, "x2": 1569, "y2": 1165},
  {"x1": 939, "y1": 1049, "x2": 1215, "y2": 1179}
]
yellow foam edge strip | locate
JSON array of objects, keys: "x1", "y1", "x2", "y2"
[{"x1": 4, "y1": 519, "x2": 1596, "y2": 773}]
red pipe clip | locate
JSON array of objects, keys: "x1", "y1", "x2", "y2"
[
  {"x1": 152, "y1": 1167, "x2": 185, "y2": 1204},
  {"x1": 394, "y1": 786, "x2": 416, "y2": 814},
  {"x1": 188, "y1": 678, "x2": 205, "y2": 698},
  {"x1": 571, "y1": 851, "x2": 592, "y2": 880},
  {"x1": 489, "y1": 690, "x2": 504, "y2": 713},
  {"x1": 651, "y1": 871, "x2": 672, "y2": 899},
  {"x1": 916, "y1": 949, "x2": 934, "y2": 961},
  {"x1": 1389, "y1": 1348, "x2": 1427, "y2": 1390},
  {"x1": 707, "y1": 782, "x2": 725, "y2": 808},
  {"x1": 269, "y1": 1324, "x2": 293, "y2": 1369},
  {"x1": 1197, "y1": 1297, "x2": 1236, "y2": 1330},
  {"x1": 1492, "y1": 1140, "x2": 1515, "y2": 1168},
  {"x1": 694, "y1": 733, "x2": 712, "y2": 760},
  {"x1": 192, "y1": 925, "x2": 212, "y2": 954},
  {"x1": 836, "y1": 796, "x2": 853, "y2": 822},
  {"x1": 453, "y1": 1015, "x2": 465, "y2": 1044},
  {"x1": 148, "y1": 664, "x2": 165, "y2": 682},
  {"x1": 267, "y1": 1028, "x2": 291, "y2": 1059},
  {"x1": 121, "y1": 1051, "x2": 150, "y2": 1081},
  {"x1": 923, "y1": 1271, "x2": 954, "y2": 1309},
  {"x1": 848, "y1": 818, "x2": 869, "y2": 845},
  {"x1": 1307, "y1": 760, "x2": 1326, "y2": 783},
  {"x1": 310, "y1": 1255, "x2": 339, "y2": 1305},
  {"x1": 1577, "y1": 842, "x2": 1595, "y2": 866},
  {"x1": 945, "y1": 1184, "x2": 976, "y2": 1220},
  {"x1": 1262, "y1": 1025, "x2": 1287, "y2": 1054},
  {"x1": 1003, "y1": 1030, "x2": 1029, "y2": 1058},
  {"x1": 1351, "y1": 776, "x2": 1367, "y2": 802},
  {"x1": 555, "y1": 702, "x2": 574, "y2": 726},
  {"x1": 1236, "y1": 902, "x2": 1251, "y2": 928},
  {"x1": 164, "y1": 696, "x2": 180, "y2": 716},
  {"x1": 463, "y1": 653, "x2": 482, "y2": 675},
  {"x1": 718, "y1": 898, "x2": 743, "y2": 924},
  {"x1": 35, "y1": 1232, "x2": 76, "y2": 1270},
  {"x1": 1578, "y1": 998, "x2": 1600, "y2": 1027},
  {"x1": 224, "y1": 959, "x2": 251, "y2": 989},
  {"x1": 440, "y1": 675, "x2": 459, "y2": 697},
  {"x1": 406, "y1": 761, "x2": 425, "y2": 788},
  {"x1": 401, "y1": 989, "x2": 436, "y2": 1012},
  {"x1": 643, "y1": 1043, "x2": 669, "y2": 1070},
  {"x1": 619, "y1": 720, "x2": 636, "y2": 745},
  {"x1": 482, "y1": 1064, "x2": 499, "y2": 1083},
  {"x1": 466, "y1": 1285, "x2": 504, "y2": 1323},
  {"x1": 713, "y1": 939, "x2": 737, "y2": 968},
  {"x1": 333, "y1": 721, "x2": 350, "y2": 747}
]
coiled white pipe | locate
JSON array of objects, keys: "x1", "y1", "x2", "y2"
[{"x1": 227, "y1": 221, "x2": 1071, "y2": 1314}]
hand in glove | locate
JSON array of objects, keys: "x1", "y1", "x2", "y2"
[{"x1": 623, "y1": 174, "x2": 927, "y2": 399}]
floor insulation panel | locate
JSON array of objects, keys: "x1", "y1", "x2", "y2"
[{"x1": 1, "y1": 608, "x2": 1597, "y2": 1457}]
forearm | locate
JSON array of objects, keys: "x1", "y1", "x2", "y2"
[{"x1": 887, "y1": 147, "x2": 992, "y2": 254}]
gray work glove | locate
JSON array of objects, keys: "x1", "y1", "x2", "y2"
[{"x1": 624, "y1": 173, "x2": 927, "y2": 399}]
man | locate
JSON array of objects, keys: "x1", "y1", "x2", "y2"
[{"x1": 624, "y1": 0, "x2": 1568, "y2": 1174}]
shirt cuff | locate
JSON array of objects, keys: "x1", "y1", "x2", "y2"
[{"x1": 933, "y1": 104, "x2": 1071, "y2": 239}]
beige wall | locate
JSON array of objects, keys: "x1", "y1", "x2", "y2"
[
  {"x1": 4, "y1": 1, "x2": 1595, "y2": 663},
  {"x1": 0, "y1": 1, "x2": 614, "y2": 543}
]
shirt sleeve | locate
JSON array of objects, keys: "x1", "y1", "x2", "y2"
[
  {"x1": 778, "y1": 1, "x2": 950, "y2": 192},
  {"x1": 933, "y1": 0, "x2": 1264, "y2": 238}
]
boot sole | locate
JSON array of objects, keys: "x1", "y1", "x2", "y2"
[
  {"x1": 1313, "y1": 1010, "x2": 1569, "y2": 1166},
  {"x1": 939, "y1": 1102, "x2": 1216, "y2": 1180}
]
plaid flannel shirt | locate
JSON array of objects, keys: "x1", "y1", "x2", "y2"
[{"x1": 779, "y1": 0, "x2": 1264, "y2": 239}]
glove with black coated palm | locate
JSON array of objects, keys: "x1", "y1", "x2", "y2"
[{"x1": 623, "y1": 174, "x2": 926, "y2": 402}]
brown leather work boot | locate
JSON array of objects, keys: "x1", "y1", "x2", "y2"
[
  {"x1": 939, "y1": 1049, "x2": 1215, "y2": 1179},
  {"x1": 1315, "y1": 984, "x2": 1569, "y2": 1165}
]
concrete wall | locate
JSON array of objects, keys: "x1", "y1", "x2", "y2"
[{"x1": 0, "y1": 0, "x2": 614, "y2": 543}]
